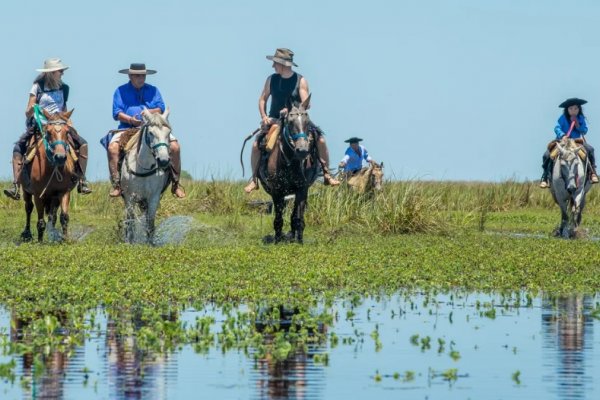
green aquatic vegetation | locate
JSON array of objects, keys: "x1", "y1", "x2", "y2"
[
  {"x1": 0, "y1": 359, "x2": 16, "y2": 384},
  {"x1": 512, "y1": 370, "x2": 521, "y2": 385},
  {"x1": 450, "y1": 350, "x2": 461, "y2": 361}
]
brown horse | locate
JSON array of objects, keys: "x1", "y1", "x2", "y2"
[
  {"x1": 19, "y1": 109, "x2": 78, "y2": 242},
  {"x1": 343, "y1": 162, "x2": 384, "y2": 194}
]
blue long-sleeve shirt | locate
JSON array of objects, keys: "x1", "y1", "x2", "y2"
[
  {"x1": 112, "y1": 82, "x2": 165, "y2": 129},
  {"x1": 554, "y1": 114, "x2": 588, "y2": 140},
  {"x1": 341, "y1": 145, "x2": 372, "y2": 172}
]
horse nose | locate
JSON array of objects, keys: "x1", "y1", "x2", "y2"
[
  {"x1": 54, "y1": 153, "x2": 66, "y2": 165},
  {"x1": 157, "y1": 158, "x2": 170, "y2": 169},
  {"x1": 567, "y1": 183, "x2": 577, "y2": 194}
]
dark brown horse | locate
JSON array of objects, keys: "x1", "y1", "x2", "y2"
[
  {"x1": 19, "y1": 109, "x2": 78, "y2": 242},
  {"x1": 257, "y1": 95, "x2": 319, "y2": 243}
]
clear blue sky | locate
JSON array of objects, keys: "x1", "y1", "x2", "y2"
[{"x1": 2, "y1": 0, "x2": 600, "y2": 182}]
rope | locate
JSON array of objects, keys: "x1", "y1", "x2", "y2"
[{"x1": 39, "y1": 166, "x2": 64, "y2": 198}]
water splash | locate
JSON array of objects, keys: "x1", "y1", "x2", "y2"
[{"x1": 152, "y1": 215, "x2": 196, "y2": 246}]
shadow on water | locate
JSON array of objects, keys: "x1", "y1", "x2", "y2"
[{"x1": 542, "y1": 295, "x2": 595, "y2": 400}]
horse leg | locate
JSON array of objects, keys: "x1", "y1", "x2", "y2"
[
  {"x1": 34, "y1": 197, "x2": 46, "y2": 243},
  {"x1": 124, "y1": 201, "x2": 135, "y2": 244},
  {"x1": 292, "y1": 189, "x2": 308, "y2": 244},
  {"x1": 273, "y1": 196, "x2": 285, "y2": 243},
  {"x1": 21, "y1": 192, "x2": 34, "y2": 241},
  {"x1": 60, "y1": 192, "x2": 70, "y2": 239},
  {"x1": 146, "y1": 197, "x2": 160, "y2": 245}
]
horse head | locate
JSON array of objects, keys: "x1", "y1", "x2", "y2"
[
  {"x1": 556, "y1": 138, "x2": 586, "y2": 195},
  {"x1": 141, "y1": 109, "x2": 171, "y2": 169},
  {"x1": 370, "y1": 161, "x2": 384, "y2": 191},
  {"x1": 282, "y1": 94, "x2": 313, "y2": 160},
  {"x1": 42, "y1": 108, "x2": 73, "y2": 167}
]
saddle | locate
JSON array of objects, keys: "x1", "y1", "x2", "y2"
[
  {"x1": 118, "y1": 128, "x2": 141, "y2": 154},
  {"x1": 548, "y1": 139, "x2": 587, "y2": 161}
]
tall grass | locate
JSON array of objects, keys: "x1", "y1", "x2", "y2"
[{"x1": 1, "y1": 178, "x2": 596, "y2": 237}]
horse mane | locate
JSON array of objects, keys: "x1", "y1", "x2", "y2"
[{"x1": 145, "y1": 113, "x2": 171, "y2": 129}]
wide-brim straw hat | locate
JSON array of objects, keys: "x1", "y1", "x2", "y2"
[
  {"x1": 266, "y1": 48, "x2": 298, "y2": 67},
  {"x1": 118, "y1": 63, "x2": 157, "y2": 75},
  {"x1": 36, "y1": 58, "x2": 69, "y2": 72},
  {"x1": 559, "y1": 98, "x2": 587, "y2": 108},
  {"x1": 344, "y1": 137, "x2": 363, "y2": 143}
]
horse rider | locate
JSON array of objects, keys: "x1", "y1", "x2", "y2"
[
  {"x1": 102, "y1": 63, "x2": 185, "y2": 198},
  {"x1": 540, "y1": 97, "x2": 598, "y2": 188},
  {"x1": 3, "y1": 58, "x2": 92, "y2": 200},
  {"x1": 244, "y1": 48, "x2": 340, "y2": 193},
  {"x1": 338, "y1": 137, "x2": 376, "y2": 175}
]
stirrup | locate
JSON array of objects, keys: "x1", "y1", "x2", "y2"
[
  {"x1": 3, "y1": 184, "x2": 20, "y2": 200},
  {"x1": 78, "y1": 180, "x2": 92, "y2": 195}
]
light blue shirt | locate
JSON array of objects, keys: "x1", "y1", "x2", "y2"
[{"x1": 341, "y1": 145, "x2": 372, "y2": 172}]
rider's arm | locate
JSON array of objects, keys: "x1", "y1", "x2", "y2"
[
  {"x1": 299, "y1": 77, "x2": 310, "y2": 108},
  {"x1": 25, "y1": 94, "x2": 36, "y2": 119},
  {"x1": 258, "y1": 77, "x2": 271, "y2": 124},
  {"x1": 363, "y1": 147, "x2": 373, "y2": 163},
  {"x1": 577, "y1": 116, "x2": 588, "y2": 135},
  {"x1": 146, "y1": 87, "x2": 165, "y2": 114}
]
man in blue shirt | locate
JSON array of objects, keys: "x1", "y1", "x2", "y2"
[
  {"x1": 338, "y1": 137, "x2": 376, "y2": 173},
  {"x1": 104, "y1": 63, "x2": 185, "y2": 198}
]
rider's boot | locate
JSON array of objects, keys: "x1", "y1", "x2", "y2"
[
  {"x1": 316, "y1": 137, "x2": 340, "y2": 186},
  {"x1": 108, "y1": 144, "x2": 121, "y2": 197},
  {"x1": 170, "y1": 142, "x2": 186, "y2": 198},
  {"x1": 76, "y1": 144, "x2": 92, "y2": 195},
  {"x1": 539, "y1": 158, "x2": 552, "y2": 189},
  {"x1": 244, "y1": 142, "x2": 260, "y2": 193},
  {"x1": 3, "y1": 152, "x2": 23, "y2": 200}
]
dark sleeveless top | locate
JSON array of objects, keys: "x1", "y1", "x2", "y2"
[{"x1": 268, "y1": 73, "x2": 302, "y2": 118}]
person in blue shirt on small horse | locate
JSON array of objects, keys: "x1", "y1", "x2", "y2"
[
  {"x1": 540, "y1": 98, "x2": 598, "y2": 188},
  {"x1": 338, "y1": 137, "x2": 376, "y2": 174}
]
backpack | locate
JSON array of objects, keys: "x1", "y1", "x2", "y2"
[{"x1": 35, "y1": 78, "x2": 69, "y2": 104}]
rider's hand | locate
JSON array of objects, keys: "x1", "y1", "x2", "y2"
[
  {"x1": 130, "y1": 117, "x2": 142, "y2": 127},
  {"x1": 338, "y1": 162, "x2": 345, "y2": 168},
  {"x1": 261, "y1": 116, "x2": 272, "y2": 126},
  {"x1": 279, "y1": 108, "x2": 289, "y2": 118}
]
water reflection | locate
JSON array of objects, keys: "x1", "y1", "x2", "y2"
[
  {"x1": 10, "y1": 310, "x2": 71, "y2": 399},
  {"x1": 542, "y1": 295, "x2": 594, "y2": 400},
  {"x1": 105, "y1": 309, "x2": 176, "y2": 399},
  {"x1": 252, "y1": 305, "x2": 326, "y2": 400}
]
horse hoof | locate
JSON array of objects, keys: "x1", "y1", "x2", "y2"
[
  {"x1": 20, "y1": 232, "x2": 32, "y2": 242},
  {"x1": 262, "y1": 235, "x2": 276, "y2": 244}
]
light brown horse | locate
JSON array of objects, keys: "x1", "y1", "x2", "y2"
[
  {"x1": 19, "y1": 109, "x2": 78, "y2": 242},
  {"x1": 343, "y1": 162, "x2": 384, "y2": 194}
]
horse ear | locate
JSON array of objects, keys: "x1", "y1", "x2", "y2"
[
  {"x1": 301, "y1": 93, "x2": 311, "y2": 110},
  {"x1": 380, "y1": 162, "x2": 384, "y2": 168},
  {"x1": 63, "y1": 108, "x2": 74, "y2": 120},
  {"x1": 141, "y1": 109, "x2": 151, "y2": 122},
  {"x1": 162, "y1": 107, "x2": 170, "y2": 121}
]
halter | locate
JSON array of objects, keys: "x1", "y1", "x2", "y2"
[
  {"x1": 43, "y1": 120, "x2": 70, "y2": 167},
  {"x1": 126, "y1": 124, "x2": 170, "y2": 177}
]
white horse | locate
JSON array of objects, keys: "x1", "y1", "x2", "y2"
[
  {"x1": 120, "y1": 109, "x2": 171, "y2": 244},
  {"x1": 550, "y1": 138, "x2": 592, "y2": 238}
]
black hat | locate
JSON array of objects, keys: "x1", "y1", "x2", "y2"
[
  {"x1": 559, "y1": 98, "x2": 587, "y2": 108},
  {"x1": 344, "y1": 137, "x2": 363, "y2": 143},
  {"x1": 119, "y1": 63, "x2": 157, "y2": 75}
]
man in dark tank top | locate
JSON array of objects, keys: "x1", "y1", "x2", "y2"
[{"x1": 244, "y1": 48, "x2": 340, "y2": 193}]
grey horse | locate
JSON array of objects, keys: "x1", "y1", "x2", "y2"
[
  {"x1": 550, "y1": 138, "x2": 592, "y2": 238},
  {"x1": 120, "y1": 109, "x2": 171, "y2": 244}
]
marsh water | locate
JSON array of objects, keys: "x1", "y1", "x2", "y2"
[{"x1": 0, "y1": 293, "x2": 599, "y2": 399}]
